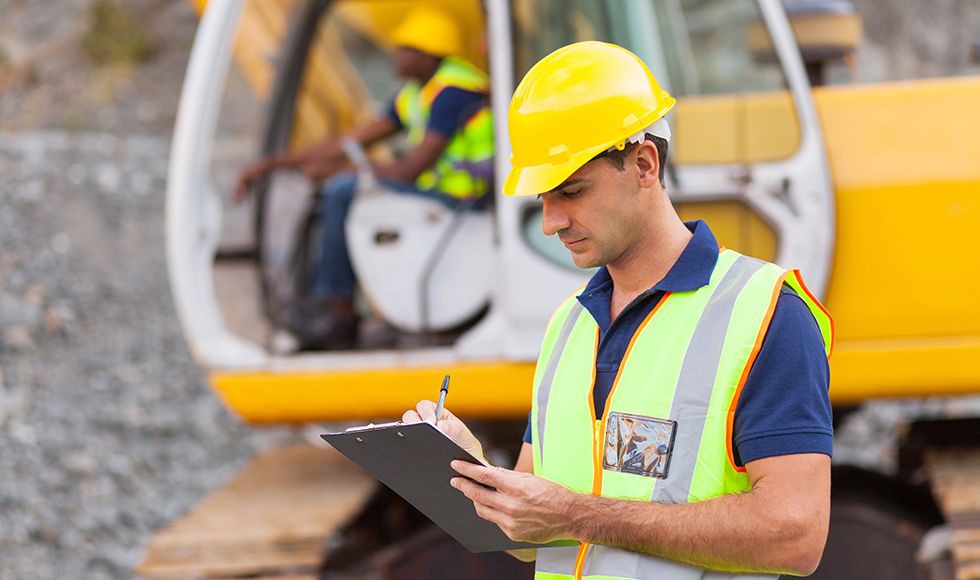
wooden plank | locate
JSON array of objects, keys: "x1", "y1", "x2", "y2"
[
  {"x1": 957, "y1": 562, "x2": 980, "y2": 580},
  {"x1": 137, "y1": 444, "x2": 376, "y2": 578},
  {"x1": 926, "y1": 450, "x2": 980, "y2": 580}
]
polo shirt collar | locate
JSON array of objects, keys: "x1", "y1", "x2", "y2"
[{"x1": 579, "y1": 220, "x2": 719, "y2": 300}]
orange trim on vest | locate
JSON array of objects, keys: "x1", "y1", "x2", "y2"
[
  {"x1": 572, "y1": 542, "x2": 592, "y2": 579},
  {"x1": 725, "y1": 272, "x2": 787, "y2": 473},
  {"x1": 594, "y1": 291, "x2": 674, "y2": 495},
  {"x1": 789, "y1": 269, "x2": 836, "y2": 359},
  {"x1": 574, "y1": 292, "x2": 673, "y2": 579},
  {"x1": 587, "y1": 327, "x2": 601, "y2": 492},
  {"x1": 573, "y1": 327, "x2": 600, "y2": 580}
]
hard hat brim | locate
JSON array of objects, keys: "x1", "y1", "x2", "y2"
[{"x1": 503, "y1": 146, "x2": 608, "y2": 196}]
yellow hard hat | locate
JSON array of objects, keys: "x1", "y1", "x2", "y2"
[
  {"x1": 504, "y1": 41, "x2": 677, "y2": 197},
  {"x1": 391, "y1": 6, "x2": 464, "y2": 58}
]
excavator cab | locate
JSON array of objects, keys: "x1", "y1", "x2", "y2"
[{"x1": 168, "y1": 0, "x2": 832, "y2": 421}]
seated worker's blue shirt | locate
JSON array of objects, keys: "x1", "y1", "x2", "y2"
[
  {"x1": 523, "y1": 220, "x2": 832, "y2": 467},
  {"x1": 387, "y1": 86, "x2": 486, "y2": 139}
]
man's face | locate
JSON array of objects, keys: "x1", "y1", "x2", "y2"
[
  {"x1": 394, "y1": 46, "x2": 429, "y2": 79},
  {"x1": 539, "y1": 149, "x2": 650, "y2": 269}
]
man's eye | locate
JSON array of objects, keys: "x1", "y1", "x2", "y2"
[{"x1": 562, "y1": 189, "x2": 582, "y2": 198}]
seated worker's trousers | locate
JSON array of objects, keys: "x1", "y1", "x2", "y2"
[{"x1": 311, "y1": 171, "x2": 468, "y2": 300}]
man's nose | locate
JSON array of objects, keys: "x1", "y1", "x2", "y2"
[{"x1": 541, "y1": 198, "x2": 570, "y2": 237}]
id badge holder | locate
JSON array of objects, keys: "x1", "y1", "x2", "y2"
[{"x1": 602, "y1": 411, "x2": 677, "y2": 479}]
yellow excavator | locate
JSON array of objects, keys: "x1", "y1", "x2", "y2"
[{"x1": 142, "y1": 0, "x2": 980, "y2": 578}]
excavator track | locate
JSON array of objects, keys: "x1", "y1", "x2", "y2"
[{"x1": 925, "y1": 449, "x2": 980, "y2": 579}]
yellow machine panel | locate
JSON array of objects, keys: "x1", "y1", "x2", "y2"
[
  {"x1": 815, "y1": 77, "x2": 980, "y2": 402},
  {"x1": 211, "y1": 362, "x2": 535, "y2": 424}
]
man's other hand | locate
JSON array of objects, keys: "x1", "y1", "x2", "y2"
[
  {"x1": 450, "y1": 460, "x2": 577, "y2": 544},
  {"x1": 402, "y1": 400, "x2": 486, "y2": 462}
]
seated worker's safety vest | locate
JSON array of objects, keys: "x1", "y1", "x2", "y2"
[
  {"x1": 394, "y1": 56, "x2": 494, "y2": 199},
  {"x1": 531, "y1": 249, "x2": 834, "y2": 580}
]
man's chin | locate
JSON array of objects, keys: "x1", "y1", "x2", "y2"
[{"x1": 569, "y1": 252, "x2": 600, "y2": 270}]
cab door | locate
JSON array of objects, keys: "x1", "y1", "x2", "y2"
[{"x1": 650, "y1": 0, "x2": 834, "y2": 295}]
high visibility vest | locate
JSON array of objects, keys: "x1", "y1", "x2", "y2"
[
  {"x1": 393, "y1": 56, "x2": 494, "y2": 199},
  {"x1": 530, "y1": 249, "x2": 834, "y2": 580}
]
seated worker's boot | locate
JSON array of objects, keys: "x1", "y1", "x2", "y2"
[{"x1": 291, "y1": 297, "x2": 358, "y2": 351}]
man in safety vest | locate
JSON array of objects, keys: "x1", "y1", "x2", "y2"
[
  {"x1": 234, "y1": 6, "x2": 493, "y2": 349},
  {"x1": 404, "y1": 41, "x2": 833, "y2": 578}
]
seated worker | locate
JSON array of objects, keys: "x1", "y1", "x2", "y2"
[{"x1": 234, "y1": 6, "x2": 493, "y2": 349}]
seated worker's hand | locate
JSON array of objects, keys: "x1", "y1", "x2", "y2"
[
  {"x1": 232, "y1": 158, "x2": 274, "y2": 203},
  {"x1": 403, "y1": 400, "x2": 487, "y2": 463}
]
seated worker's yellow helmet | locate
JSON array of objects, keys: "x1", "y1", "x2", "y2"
[
  {"x1": 504, "y1": 41, "x2": 677, "y2": 197},
  {"x1": 391, "y1": 6, "x2": 464, "y2": 59}
]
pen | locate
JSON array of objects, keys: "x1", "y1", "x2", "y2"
[{"x1": 434, "y1": 375, "x2": 450, "y2": 426}]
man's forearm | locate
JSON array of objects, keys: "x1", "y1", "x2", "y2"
[
  {"x1": 566, "y1": 488, "x2": 826, "y2": 576},
  {"x1": 268, "y1": 141, "x2": 339, "y2": 170}
]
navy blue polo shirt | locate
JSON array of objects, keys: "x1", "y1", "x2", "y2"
[
  {"x1": 523, "y1": 220, "x2": 832, "y2": 467},
  {"x1": 387, "y1": 87, "x2": 486, "y2": 139}
]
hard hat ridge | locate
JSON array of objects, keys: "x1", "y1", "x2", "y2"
[{"x1": 391, "y1": 5, "x2": 464, "y2": 58}]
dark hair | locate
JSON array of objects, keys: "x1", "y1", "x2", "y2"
[{"x1": 595, "y1": 135, "x2": 669, "y2": 187}]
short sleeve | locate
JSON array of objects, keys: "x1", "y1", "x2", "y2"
[
  {"x1": 731, "y1": 288, "x2": 833, "y2": 466},
  {"x1": 426, "y1": 87, "x2": 485, "y2": 138}
]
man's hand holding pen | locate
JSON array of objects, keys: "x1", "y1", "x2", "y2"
[
  {"x1": 401, "y1": 398, "x2": 488, "y2": 464},
  {"x1": 403, "y1": 377, "x2": 571, "y2": 550}
]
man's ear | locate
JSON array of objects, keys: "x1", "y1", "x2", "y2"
[{"x1": 634, "y1": 140, "x2": 661, "y2": 189}]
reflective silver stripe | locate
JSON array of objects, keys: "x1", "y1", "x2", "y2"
[
  {"x1": 637, "y1": 552, "x2": 772, "y2": 579},
  {"x1": 650, "y1": 256, "x2": 765, "y2": 506},
  {"x1": 537, "y1": 544, "x2": 777, "y2": 579},
  {"x1": 585, "y1": 545, "x2": 703, "y2": 579},
  {"x1": 581, "y1": 545, "x2": 637, "y2": 578},
  {"x1": 536, "y1": 546, "x2": 581, "y2": 574},
  {"x1": 537, "y1": 301, "x2": 585, "y2": 468}
]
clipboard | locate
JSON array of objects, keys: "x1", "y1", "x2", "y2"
[{"x1": 321, "y1": 421, "x2": 544, "y2": 553}]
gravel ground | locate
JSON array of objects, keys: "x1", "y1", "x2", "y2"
[
  {"x1": 0, "y1": 0, "x2": 197, "y2": 134},
  {"x1": 0, "y1": 1, "x2": 294, "y2": 577},
  {"x1": 0, "y1": 131, "x2": 294, "y2": 579}
]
